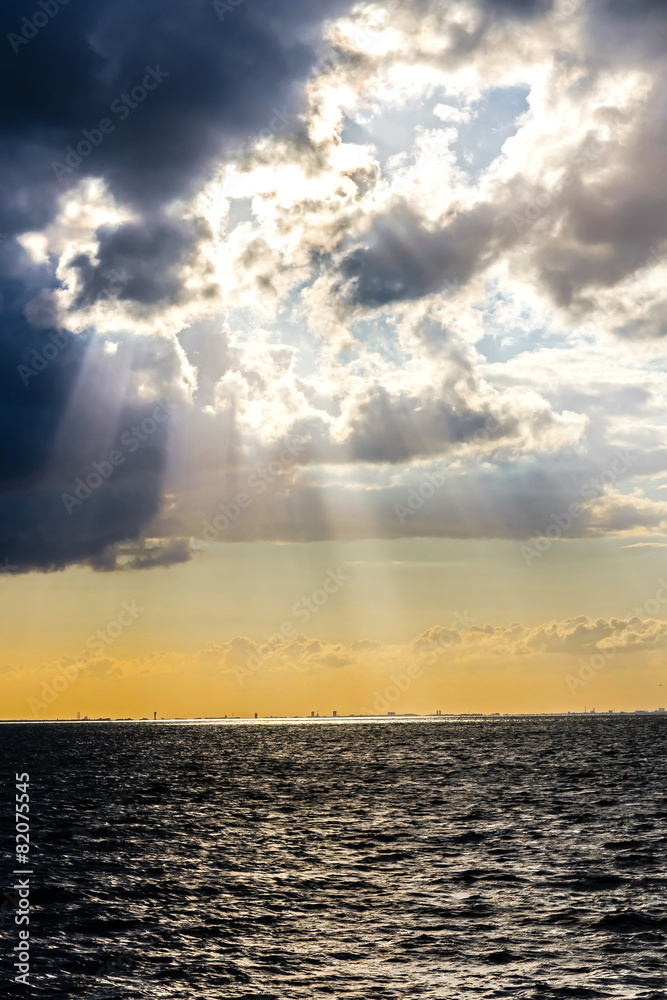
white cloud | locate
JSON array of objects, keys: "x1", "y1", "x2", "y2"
[{"x1": 14, "y1": 0, "x2": 667, "y2": 559}]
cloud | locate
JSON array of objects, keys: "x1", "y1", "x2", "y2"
[
  {"x1": 621, "y1": 541, "x2": 667, "y2": 549},
  {"x1": 69, "y1": 216, "x2": 205, "y2": 308},
  {"x1": 123, "y1": 538, "x2": 194, "y2": 570},
  {"x1": 339, "y1": 202, "x2": 499, "y2": 307},
  {"x1": 92, "y1": 611, "x2": 667, "y2": 686},
  {"x1": 0, "y1": 0, "x2": 364, "y2": 572},
  {"x1": 0, "y1": 254, "x2": 173, "y2": 571},
  {"x1": 0, "y1": 387, "x2": 170, "y2": 573},
  {"x1": 514, "y1": 615, "x2": 667, "y2": 655},
  {"x1": 0, "y1": 0, "x2": 354, "y2": 225},
  {"x1": 6, "y1": 0, "x2": 667, "y2": 570},
  {"x1": 410, "y1": 613, "x2": 667, "y2": 660},
  {"x1": 479, "y1": 0, "x2": 552, "y2": 14}
]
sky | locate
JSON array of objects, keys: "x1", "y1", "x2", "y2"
[{"x1": 2, "y1": 0, "x2": 667, "y2": 719}]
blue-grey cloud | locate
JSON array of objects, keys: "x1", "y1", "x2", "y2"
[
  {"x1": 0, "y1": 0, "x2": 354, "y2": 571},
  {"x1": 339, "y1": 203, "x2": 498, "y2": 307}
]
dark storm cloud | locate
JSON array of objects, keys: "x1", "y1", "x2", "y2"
[
  {"x1": 0, "y1": 424, "x2": 166, "y2": 575},
  {"x1": 478, "y1": 0, "x2": 551, "y2": 14},
  {"x1": 125, "y1": 538, "x2": 193, "y2": 570},
  {"x1": 0, "y1": 0, "x2": 353, "y2": 229},
  {"x1": 342, "y1": 386, "x2": 517, "y2": 464},
  {"x1": 333, "y1": 1, "x2": 667, "y2": 320},
  {"x1": 529, "y1": 0, "x2": 667, "y2": 332},
  {"x1": 0, "y1": 244, "x2": 175, "y2": 573},
  {"x1": 68, "y1": 216, "x2": 205, "y2": 308},
  {"x1": 524, "y1": 101, "x2": 667, "y2": 329},
  {"x1": 0, "y1": 0, "x2": 354, "y2": 572},
  {"x1": 339, "y1": 203, "x2": 497, "y2": 307},
  {"x1": 85, "y1": 537, "x2": 194, "y2": 572},
  {"x1": 333, "y1": 14, "x2": 667, "y2": 331},
  {"x1": 174, "y1": 449, "x2": 660, "y2": 545},
  {"x1": 0, "y1": 252, "x2": 81, "y2": 489},
  {"x1": 479, "y1": 0, "x2": 666, "y2": 28},
  {"x1": 0, "y1": 377, "x2": 170, "y2": 575},
  {"x1": 588, "y1": 0, "x2": 667, "y2": 55}
]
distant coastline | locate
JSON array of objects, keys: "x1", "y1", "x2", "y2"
[{"x1": 1, "y1": 710, "x2": 666, "y2": 724}]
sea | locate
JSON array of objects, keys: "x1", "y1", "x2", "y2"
[{"x1": 1, "y1": 716, "x2": 666, "y2": 999}]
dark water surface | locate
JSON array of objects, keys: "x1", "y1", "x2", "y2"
[{"x1": 1, "y1": 717, "x2": 666, "y2": 998}]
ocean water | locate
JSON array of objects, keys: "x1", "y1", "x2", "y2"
[{"x1": 1, "y1": 717, "x2": 666, "y2": 999}]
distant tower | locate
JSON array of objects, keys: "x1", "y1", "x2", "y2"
[
  {"x1": 254, "y1": 713, "x2": 258, "y2": 719},
  {"x1": 153, "y1": 711, "x2": 157, "y2": 720},
  {"x1": 333, "y1": 710, "x2": 337, "y2": 717}
]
